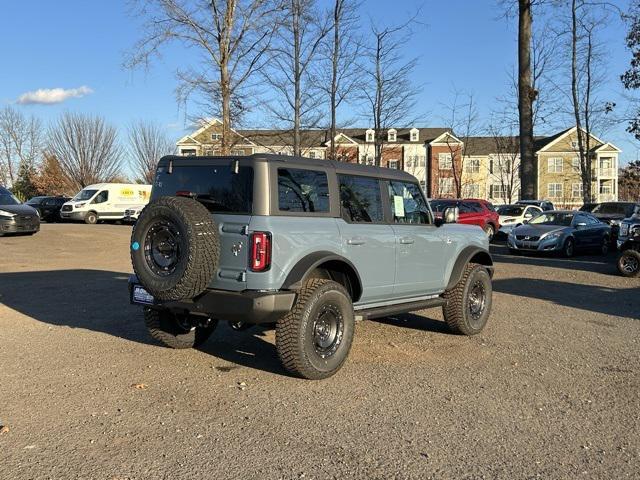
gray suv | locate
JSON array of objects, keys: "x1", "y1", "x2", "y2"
[{"x1": 129, "y1": 155, "x2": 494, "y2": 379}]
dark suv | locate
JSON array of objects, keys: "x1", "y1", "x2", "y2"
[
  {"x1": 0, "y1": 186, "x2": 40, "y2": 236},
  {"x1": 26, "y1": 196, "x2": 70, "y2": 222},
  {"x1": 617, "y1": 214, "x2": 640, "y2": 277},
  {"x1": 128, "y1": 155, "x2": 494, "y2": 379},
  {"x1": 592, "y1": 202, "x2": 640, "y2": 241}
]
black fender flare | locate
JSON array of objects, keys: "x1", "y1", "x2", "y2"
[
  {"x1": 281, "y1": 251, "x2": 363, "y2": 301},
  {"x1": 446, "y1": 246, "x2": 494, "y2": 290}
]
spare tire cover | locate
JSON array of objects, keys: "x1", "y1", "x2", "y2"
[{"x1": 130, "y1": 196, "x2": 219, "y2": 301}]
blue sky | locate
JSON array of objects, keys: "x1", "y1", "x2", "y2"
[{"x1": 1, "y1": 0, "x2": 637, "y2": 164}]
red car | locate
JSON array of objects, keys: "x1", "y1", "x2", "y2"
[{"x1": 429, "y1": 198, "x2": 500, "y2": 240}]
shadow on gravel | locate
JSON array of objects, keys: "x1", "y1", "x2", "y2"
[
  {"x1": 0, "y1": 269, "x2": 289, "y2": 375},
  {"x1": 490, "y1": 243, "x2": 618, "y2": 276},
  {"x1": 372, "y1": 313, "x2": 452, "y2": 334},
  {"x1": 493, "y1": 278, "x2": 640, "y2": 320}
]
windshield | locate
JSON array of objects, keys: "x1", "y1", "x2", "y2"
[
  {"x1": 429, "y1": 200, "x2": 457, "y2": 212},
  {"x1": 0, "y1": 192, "x2": 21, "y2": 206},
  {"x1": 529, "y1": 212, "x2": 574, "y2": 226},
  {"x1": 26, "y1": 196, "x2": 47, "y2": 205},
  {"x1": 497, "y1": 205, "x2": 525, "y2": 216},
  {"x1": 73, "y1": 189, "x2": 98, "y2": 201}
]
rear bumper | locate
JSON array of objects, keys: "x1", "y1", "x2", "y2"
[{"x1": 129, "y1": 275, "x2": 296, "y2": 324}]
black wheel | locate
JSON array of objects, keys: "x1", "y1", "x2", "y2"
[
  {"x1": 599, "y1": 236, "x2": 610, "y2": 255},
  {"x1": 562, "y1": 237, "x2": 575, "y2": 258},
  {"x1": 443, "y1": 263, "x2": 492, "y2": 335},
  {"x1": 617, "y1": 250, "x2": 640, "y2": 278},
  {"x1": 276, "y1": 279, "x2": 355, "y2": 380},
  {"x1": 85, "y1": 211, "x2": 98, "y2": 224},
  {"x1": 144, "y1": 307, "x2": 217, "y2": 349},
  {"x1": 483, "y1": 224, "x2": 495, "y2": 241},
  {"x1": 131, "y1": 196, "x2": 219, "y2": 301}
]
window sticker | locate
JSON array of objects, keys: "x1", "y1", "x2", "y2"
[{"x1": 394, "y1": 195, "x2": 405, "y2": 217}]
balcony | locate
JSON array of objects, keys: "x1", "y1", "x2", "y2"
[
  {"x1": 598, "y1": 193, "x2": 616, "y2": 202},
  {"x1": 596, "y1": 168, "x2": 616, "y2": 178}
]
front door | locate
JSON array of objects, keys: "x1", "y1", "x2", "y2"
[{"x1": 387, "y1": 180, "x2": 447, "y2": 296}]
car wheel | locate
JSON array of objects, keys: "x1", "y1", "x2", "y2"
[
  {"x1": 144, "y1": 307, "x2": 218, "y2": 349},
  {"x1": 483, "y1": 224, "x2": 495, "y2": 241},
  {"x1": 443, "y1": 263, "x2": 492, "y2": 335},
  {"x1": 617, "y1": 250, "x2": 640, "y2": 278},
  {"x1": 599, "y1": 236, "x2": 610, "y2": 255},
  {"x1": 84, "y1": 211, "x2": 98, "y2": 224},
  {"x1": 562, "y1": 238, "x2": 575, "y2": 258},
  {"x1": 276, "y1": 278, "x2": 355, "y2": 380}
]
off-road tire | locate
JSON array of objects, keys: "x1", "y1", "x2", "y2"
[
  {"x1": 144, "y1": 307, "x2": 217, "y2": 349},
  {"x1": 85, "y1": 211, "x2": 98, "y2": 224},
  {"x1": 617, "y1": 249, "x2": 640, "y2": 278},
  {"x1": 276, "y1": 279, "x2": 355, "y2": 380},
  {"x1": 562, "y1": 237, "x2": 575, "y2": 258},
  {"x1": 131, "y1": 196, "x2": 219, "y2": 301},
  {"x1": 443, "y1": 263, "x2": 492, "y2": 335}
]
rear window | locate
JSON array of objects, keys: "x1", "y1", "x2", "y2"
[
  {"x1": 154, "y1": 165, "x2": 254, "y2": 214},
  {"x1": 278, "y1": 168, "x2": 329, "y2": 213},
  {"x1": 338, "y1": 174, "x2": 383, "y2": 223}
]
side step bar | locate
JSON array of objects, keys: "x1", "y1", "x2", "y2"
[{"x1": 358, "y1": 297, "x2": 447, "y2": 320}]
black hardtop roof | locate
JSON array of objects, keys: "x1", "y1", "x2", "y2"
[{"x1": 158, "y1": 154, "x2": 419, "y2": 183}]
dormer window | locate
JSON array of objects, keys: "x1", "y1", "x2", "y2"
[
  {"x1": 410, "y1": 128, "x2": 419, "y2": 142},
  {"x1": 388, "y1": 129, "x2": 397, "y2": 142},
  {"x1": 366, "y1": 129, "x2": 374, "y2": 142},
  {"x1": 211, "y1": 133, "x2": 222, "y2": 141}
]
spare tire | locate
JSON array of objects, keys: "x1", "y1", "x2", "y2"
[{"x1": 130, "y1": 196, "x2": 219, "y2": 301}]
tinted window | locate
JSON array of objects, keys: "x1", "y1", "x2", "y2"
[
  {"x1": 0, "y1": 187, "x2": 20, "y2": 206},
  {"x1": 592, "y1": 203, "x2": 628, "y2": 215},
  {"x1": 529, "y1": 212, "x2": 574, "y2": 226},
  {"x1": 338, "y1": 175, "x2": 382, "y2": 223},
  {"x1": 388, "y1": 181, "x2": 430, "y2": 224},
  {"x1": 153, "y1": 165, "x2": 254, "y2": 214},
  {"x1": 497, "y1": 205, "x2": 525, "y2": 216},
  {"x1": 460, "y1": 201, "x2": 483, "y2": 213},
  {"x1": 278, "y1": 168, "x2": 329, "y2": 213},
  {"x1": 26, "y1": 196, "x2": 46, "y2": 205},
  {"x1": 43, "y1": 198, "x2": 56, "y2": 206}
]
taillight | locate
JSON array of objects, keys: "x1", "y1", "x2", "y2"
[{"x1": 249, "y1": 232, "x2": 271, "y2": 272}]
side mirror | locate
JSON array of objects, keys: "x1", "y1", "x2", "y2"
[{"x1": 443, "y1": 206, "x2": 459, "y2": 224}]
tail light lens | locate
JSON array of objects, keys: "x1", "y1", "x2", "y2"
[{"x1": 249, "y1": 232, "x2": 271, "y2": 272}]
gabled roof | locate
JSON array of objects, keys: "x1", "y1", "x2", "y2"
[
  {"x1": 534, "y1": 126, "x2": 611, "y2": 153},
  {"x1": 429, "y1": 131, "x2": 463, "y2": 145},
  {"x1": 463, "y1": 136, "x2": 520, "y2": 156}
]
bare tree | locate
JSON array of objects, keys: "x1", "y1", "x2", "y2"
[
  {"x1": 360, "y1": 17, "x2": 420, "y2": 167},
  {"x1": 126, "y1": 0, "x2": 280, "y2": 154},
  {"x1": 128, "y1": 121, "x2": 175, "y2": 183},
  {"x1": 0, "y1": 106, "x2": 43, "y2": 187},
  {"x1": 48, "y1": 112, "x2": 123, "y2": 190}
]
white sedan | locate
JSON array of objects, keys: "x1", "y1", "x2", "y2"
[{"x1": 497, "y1": 204, "x2": 543, "y2": 235}]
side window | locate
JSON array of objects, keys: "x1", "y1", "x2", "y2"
[
  {"x1": 338, "y1": 175, "x2": 383, "y2": 223},
  {"x1": 43, "y1": 199, "x2": 55, "y2": 206},
  {"x1": 93, "y1": 190, "x2": 108, "y2": 204},
  {"x1": 459, "y1": 202, "x2": 473, "y2": 214},
  {"x1": 278, "y1": 168, "x2": 329, "y2": 213},
  {"x1": 388, "y1": 181, "x2": 431, "y2": 225}
]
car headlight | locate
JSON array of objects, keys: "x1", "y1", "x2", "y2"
[
  {"x1": 0, "y1": 209, "x2": 16, "y2": 220},
  {"x1": 75, "y1": 203, "x2": 85, "y2": 208},
  {"x1": 543, "y1": 232, "x2": 562, "y2": 240}
]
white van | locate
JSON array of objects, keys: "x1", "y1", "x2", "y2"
[{"x1": 61, "y1": 183, "x2": 152, "y2": 224}]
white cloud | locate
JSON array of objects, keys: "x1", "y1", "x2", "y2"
[{"x1": 16, "y1": 86, "x2": 93, "y2": 105}]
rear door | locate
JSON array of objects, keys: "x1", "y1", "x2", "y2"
[
  {"x1": 387, "y1": 180, "x2": 447, "y2": 296},
  {"x1": 337, "y1": 174, "x2": 396, "y2": 303}
]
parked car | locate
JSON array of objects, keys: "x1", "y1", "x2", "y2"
[
  {"x1": 579, "y1": 202, "x2": 598, "y2": 213},
  {"x1": 496, "y1": 204, "x2": 543, "y2": 237},
  {"x1": 591, "y1": 202, "x2": 640, "y2": 241},
  {"x1": 26, "y1": 196, "x2": 71, "y2": 222},
  {"x1": 507, "y1": 210, "x2": 610, "y2": 257},
  {"x1": 61, "y1": 183, "x2": 152, "y2": 224},
  {"x1": 128, "y1": 154, "x2": 494, "y2": 380},
  {"x1": 517, "y1": 199, "x2": 555, "y2": 211},
  {"x1": 616, "y1": 214, "x2": 640, "y2": 277},
  {"x1": 429, "y1": 198, "x2": 500, "y2": 240},
  {"x1": 123, "y1": 205, "x2": 145, "y2": 223},
  {"x1": 0, "y1": 186, "x2": 40, "y2": 236}
]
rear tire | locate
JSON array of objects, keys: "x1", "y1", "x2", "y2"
[
  {"x1": 443, "y1": 263, "x2": 492, "y2": 335},
  {"x1": 276, "y1": 279, "x2": 355, "y2": 380},
  {"x1": 617, "y1": 250, "x2": 640, "y2": 278},
  {"x1": 144, "y1": 307, "x2": 217, "y2": 349},
  {"x1": 85, "y1": 211, "x2": 98, "y2": 224},
  {"x1": 483, "y1": 224, "x2": 495, "y2": 241}
]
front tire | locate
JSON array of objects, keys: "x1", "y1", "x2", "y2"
[
  {"x1": 144, "y1": 307, "x2": 218, "y2": 349},
  {"x1": 562, "y1": 238, "x2": 575, "y2": 258},
  {"x1": 617, "y1": 250, "x2": 640, "y2": 278},
  {"x1": 276, "y1": 279, "x2": 355, "y2": 380},
  {"x1": 443, "y1": 263, "x2": 492, "y2": 335},
  {"x1": 85, "y1": 211, "x2": 98, "y2": 224}
]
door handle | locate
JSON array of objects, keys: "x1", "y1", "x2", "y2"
[
  {"x1": 347, "y1": 237, "x2": 366, "y2": 246},
  {"x1": 399, "y1": 236, "x2": 414, "y2": 245}
]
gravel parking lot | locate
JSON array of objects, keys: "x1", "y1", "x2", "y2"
[{"x1": 1, "y1": 223, "x2": 639, "y2": 479}]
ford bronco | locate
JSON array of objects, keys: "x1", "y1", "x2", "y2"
[{"x1": 129, "y1": 154, "x2": 494, "y2": 379}]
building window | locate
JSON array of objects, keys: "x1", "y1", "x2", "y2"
[
  {"x1": 463, "y1": 184, "x2": 480, "y2": 198},
  {"x1": 181, "y1": 149, "x2": 197, "y2": 156},
  {"x1": 388, "y1": 160, "x2": 399, "y2": 169},
  {"x1": 361, "y1": 154, "x2": 374, "y2": 166},
  {"x1": 439, "y1": 177, "x2": 454, "y2": 194},
  {"x1": 547, "y1": 157, "x2": 563, "y2": 173},
  {"x1": 490, "y1": 184, "x2": 506, "y2": 199},
  {"x1": 308, "y1": 151, "x2": 316, "y2": 159},
  {"x1": 572, "y1": 183, "x2": 583, "y2": 198},
  {"x1": 410, "y1": 130, "x2": 419, "y2": 141},
  {"x1": 465, "y1": 158, "x2": 480, "y2": 173},
  {"x1": 366, "y1": 130, "x2": 374, "y2": 142},
  {"x1": 572, "y1": 157, "x2": 581, "y2": 172},
  {"x1": 600, "y1": 183, "x2": 613, "y2": 194},
  {"x1": 211, "y1": 133, "x2": 222, "y2": 141},
  {"x1": 548, "y1": 183, "x2": 563, "y2": 198},
  {"x1": 231, "y1": 149, "x2": 244, "y2": 156},
  {"x1": 388, "y1": 129, "x2": 397, "y2": 142},
  {"x1": 438, "y1": 153, "x2": 453, "y2": 170},
  {"x1": 405, "y1": 158, "x2": 413, "y2": 168}
]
